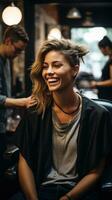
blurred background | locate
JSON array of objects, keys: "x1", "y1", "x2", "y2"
[
  {"x1": 0, "y1": 0, "x2": 112, "y2": 98},
  {"x1": 0, "y1": 2, "x2": 112, "y2": 198}
]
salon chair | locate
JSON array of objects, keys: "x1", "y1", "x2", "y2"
[
  {"x1": 93, "y1": 98, "x2": 112, "y2": 199},
  {"x1": 0, "y1": 112, "x2": 20, "y2": 199},
  {"x1": 0, "y1": 143, "x2": 19, "y2": 200}
]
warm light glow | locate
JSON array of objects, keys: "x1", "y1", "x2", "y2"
[
  {"x1": 82, "y1": 16, "x2": 95, "y2": 27},
  {"x1": 67, "y1": 8, "x2": 81, "y2": 19},
  {"x1": 82, "y1": 12, "x2": 94, "y2": 27},
  {"x1": 2, "y1": 5, "x2": 22, "y2": 26},
  {"x1": 47, "y1": 28, "x2": 62, "y2": 40}
]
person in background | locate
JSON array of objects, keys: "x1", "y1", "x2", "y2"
[
  {"x1": 0, "y1": 25, "x2": 36, "y2": 180},
  {"x1": 91, "y1": 36, "x2": 112, "y2": 101},
  {"x1": 14, "y1": 39, "x2": 112, "y2": 200}
]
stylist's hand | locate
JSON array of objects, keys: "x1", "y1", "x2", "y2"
[
  {"x1": 90, "y1": 81, "x2": 97, "y2": 88},
  {"x1": 25, "y1": 95, "x2": 37, "y2": 108},
  {"x1": 59, "y1": 195, "x2": 69, "y2": 200}
]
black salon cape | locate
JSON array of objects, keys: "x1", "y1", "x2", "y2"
[{"x1": 14, "y1": 96, "x2": 112, "y2": 189}]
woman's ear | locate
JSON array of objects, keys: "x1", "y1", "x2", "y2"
[{"x1": 73, "y1": 65, "x2": 79, "y2": 77}]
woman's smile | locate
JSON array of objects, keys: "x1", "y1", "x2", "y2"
[
  {"x1": 42, "y1": 50, "x2": 75, "y2": 92},
  {"x1": 46, "y1": 77, "x2": 60, "y2": 89}
]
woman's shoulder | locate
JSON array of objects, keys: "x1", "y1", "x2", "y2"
[
  {"x1": 82, "y1": 95, "x2": 110, "y2": 114},
  {"x1": 18, "y1": 108, "x2": 41, "y2": 127},
  {"x1": 21, "y1": 106, "x2": 52, "y2": 122}
]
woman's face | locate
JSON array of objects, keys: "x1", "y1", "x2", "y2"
[
  {"x1": 100, "y1": 47, "x2": 109, "y2": 56},
  {"x1": 42, "y1": 50, "x2": 78, "y2": 92}
]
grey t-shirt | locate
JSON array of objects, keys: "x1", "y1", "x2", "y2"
[{"x1": 42, "y1": 101, "x2": 82, "y2": 186}]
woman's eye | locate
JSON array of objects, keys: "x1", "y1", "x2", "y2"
[
  {"x1": 42, "y1": 64, "x2": 48, "y2": 69},
  {"x1": 53, "y1": 62, "x2": 63, "y2": 68}
]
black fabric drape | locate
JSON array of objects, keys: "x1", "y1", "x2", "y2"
[{"x1": 14, "y1": 96, "x2": 112, "y2": 189}]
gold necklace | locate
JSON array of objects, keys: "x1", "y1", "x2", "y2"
[{"x1": 54, "y1": 95, "x2": 80, "y2": 115}]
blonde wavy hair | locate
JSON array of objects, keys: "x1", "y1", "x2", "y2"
[{"x1": 30, "y1": 39, "x2": 88, "y2": 113}]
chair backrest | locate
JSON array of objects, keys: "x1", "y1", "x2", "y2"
[
  {"x1": 93, "y1": 98, "x2": 112, "y2": 112},
  {"x1": 93, "y1": 98, "x2": 112, "y2": 192}
]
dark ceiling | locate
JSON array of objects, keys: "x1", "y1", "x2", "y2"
[
  {"x1": 58, "y1": 3, "x2": 112, "y2": 27},
  {"x1": 32, "y1": 0, "x2": 112, "y2": 27}
]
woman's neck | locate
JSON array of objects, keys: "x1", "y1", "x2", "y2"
[
  {"x1": 52, "y1": 89, "x2": 80, "y2": 115},
  {"x1": 53, "y1": 89, "x2": 78, "y2": 106}
]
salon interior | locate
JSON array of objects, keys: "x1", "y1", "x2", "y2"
[
  {"x1": 0, "y1": 0, "x2": 112, "y2": 199},
  {"x1": 0, "y1": 0, "x2": 112, "y2": 98}
]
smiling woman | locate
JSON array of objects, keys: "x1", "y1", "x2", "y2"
[
  {"x1": 42, "y1": 50, "x2": 77, "y2": 93},
  {"x1": 13, "y1": 38, "x2": 112, "y2": 200},
  {"x1": 31, "y1": 39, "x2": 87, "y2": 113}
]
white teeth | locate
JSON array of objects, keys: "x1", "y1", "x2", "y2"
[{"x1": 47, "y1": 78, "x2": 58, "y2": 82}]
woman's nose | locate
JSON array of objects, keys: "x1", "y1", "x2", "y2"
[{"x1": 47, "y1": 66, "x2": 54, "y2": 74}]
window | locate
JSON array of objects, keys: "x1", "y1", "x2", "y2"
[{"x1": 71, "y1": 27, "x2": 112, "y2": 79}]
